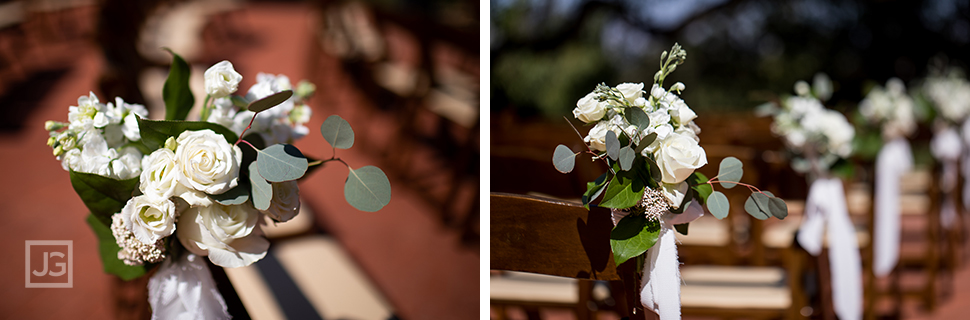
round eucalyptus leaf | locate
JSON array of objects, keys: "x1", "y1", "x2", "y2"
[
  {"x1": 211, "y1": 184, "x2": 250, "y2": 206},
  {"x1": 606, "y1": 130, "x2": 620, "y2": 160},
  {"x1": 744, "y1": 192, "x2": 770, "y2": 220},
  {"x1": 247, "y1": 90, "x2": 293, "y2": 113},
  {"x1": 249, "y1": 162, "x2": 273, "y2": 211},
  {"x1": 618, "y1": 146, "x2": 635, "y2": 171},
  {"x1": 552, "y1": 144, "x2": 577, "y2": 173},
  {"x1": 257, "y1": 144, "x2": 308, "y2": 182},
  {"x1": 345, "y1": 166, "x2": 391, "y2": 212},
  {"x1": 320, "y1": 115, "x2": 355, "y2": 149},
  {"x1": 626, "y1": 107, "x2": 651, "y2": 132},
  {"x1": 717, "y1": 156, "x2": 743, "y2": 189},
  {"x1": 706, "y1": 191, "x2": 730, "y2": 220}
]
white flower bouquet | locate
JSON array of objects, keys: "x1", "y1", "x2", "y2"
[
  {"x1": 44, "y1": 51, "x2": 391, "y2": 319},
  {"x1": 553, "y1": 43, "x2": 787, "y2": 319}
]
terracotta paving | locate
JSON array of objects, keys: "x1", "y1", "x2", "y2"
[{"x1": 0, "y1": 2, "x2": 477, "y2": 319}]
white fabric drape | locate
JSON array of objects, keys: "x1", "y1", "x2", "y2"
[
  {"x1": 931, "y1": 127, "x2": 961, "y2": 228},
  {"x1": 148, "y1": 253, "x2": 231, "y2": 320},
  {"x1": 873, "y1": 138, "x2": 913, "y2": 277},
  {"x1": 797, "y1": 178, "x2": 862, "y2": 320}
]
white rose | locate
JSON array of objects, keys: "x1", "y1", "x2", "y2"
[
  {"x1": 616, "y1": 82, "x2": 644, "y2": 103},
  {"x1": 140, "y1": 148, "x2": 179, "y2": 200},
  {"x1": 177, "y1": 203, "x2": 269, "y2": 268},
  {"x1": 261, "y1": 180, "x2": 301, "y2": 222},
  {"x1": 661, "y1": 182, "x2": 689, "y2": 209},
  {"x1": 585, "y1": 121, "x2": 611, "y2": 152},
  {"x1": 656, "y1": 132, "x2": 708, "y2": 184},
  {"x1": 175, "y1": 129, "x2": 242, "y2": 195},
  {"x1": 204, "y1": 61, "x2": 243, "y2": 98},
  {"x1": 573, "y1": 92, "x2": 607, "y2": 123},
  {"x1": 121, "y1": 195, "x2": 177, "y2": 245},
  {"x1": 668, "y1": 99, "x2": 697, "y2": 124}
]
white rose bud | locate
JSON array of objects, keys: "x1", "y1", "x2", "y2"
[
  {"x1": 175, "y1": 129, "x2": 242, "y2": 195},
  {"x1": 177, "y1": 203, "x2": 269, "y2": 268},
  {"x1": 121, "y1": 195, "x2": 177, "y2": 245},
  {"x1": 584, "y1": 121, "x2": 611, "y2": 152},
  {"x1": 661, "y1": 181, "x2": 689, "y2": 209},
  {"x1": 140, "y1": 148, "x2": 179, "y2": 200},
  {"x1": 668, "y1": 100, "x2": 697, "y2": 125},
  {"x1": 261, "y1": 180, "x2": 301, "y2": 222},
  {"x1": 656, "y1": 132, "x2": 708, "y2": 184},
  {"x1": 204, "y1": 60, "x2": 243, "y2": 98},
  {"x1": 616, "y1": 82, "x2": 644, "y2": 103},
  {"x1": 573, "y1": 92, "x2": 607, "y2": 123}
]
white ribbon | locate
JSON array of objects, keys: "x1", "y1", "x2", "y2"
[
  {"x1": 612, "y1": 200, "x2": 703, "y2": 320},
  {"x1": 931, "y1": 127, "x2": 961, "y2": 228},
  {"x1": 148, "y1": 253, "x2": 231, "y2": 320},
  {"x1": 796, "y1": 178, "x2": 862, "y2": 320},
  {"x1": 873, "y1": 138, "x2": 913, "y2": 277}
]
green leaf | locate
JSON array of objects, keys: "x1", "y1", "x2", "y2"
[
  {"x1": 582, "y1": 172, "x2": 609, "y2": 208},
  {"x1": 634, "y1": 133, "x2": 657, "y2": 155},
  {"x1": 599, "y1": 171, "x2": 645, "y2": 209},
  {"x1": 744, "y1": 192, "x2": 771, "y2": 220},
  {"x1": 211, "y1": 183, "x2": 250, "y2": 206},
  {"x1": 320, "y1": 115, "x2": 355, "y2": 149},
  {"x1": 230, "y1": 95, "x2": 250, "y2": 108},
  {"x1": 162, "y1": 48, "x2": 194, "y2": 121},
  {"x1": 247, "y1": 90, "x2": 293, "y2": 113},
  {"x1": 618, "y1": 146, "x2": 635, "y2": 171},
  {"x1": 706, "y1": 191, "x2": 730, "y2": 219},
  {"x1": 345, "y1": 166, "x2": 392, "y2": 212},
  {"x1": 606, "y1": 130, "x2": 620, "y2": 160},
  {"x1": 644, "y1": 156, "x2": 662, "y2": 184},
  {"x1": 249, "y1": 162, "x2": 272, "y2": 211},
  {"x1": 86, "y1": 214, "x2": 149, "y2": 280},
  {"x1": 717, "y1": 156, "x2": 743, "y2": 189},
  {"x1": 552, "y1": 144, "x2": 577, "y2": 173},
  {"x1": 257, "y1": 144, "x2": 308, "y2": 182},
  {"x1": 765, "y1": 191, "x2": 788, "y2": 219},
  {"x1": 137, "y1": 117, "x2": 239, "y2": 151},
  {"x1": 687, "y1": 172, "x2": 713, "y2": 205},
  {"x1": 626, "y1": 107, "x2": 651, "y2": 132},
  {"x1": 610, "y1": 214, "x2": 660, "y2": 266},
  {"x1": 69, "y1": 170, "x2": 138, "y2": 223},
  {"x1": 674, "y1": 223, "x2": 689, "y2": 235}
]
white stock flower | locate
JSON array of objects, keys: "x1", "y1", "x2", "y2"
[
  {"x1": 261, "y1": 180, "x2": 301, "y2": 222},
  {"x1": 68, "y1": 92, "x2": 105, "y2": 130},
  {"x1": 121, "y1": 195, "x2": 177, "y2": 245},
  {"x1": 204, "y1": 61, "x2": 243, "y2": 98},
  {"x1": 573, "y1": 92, "x2": 607, "y2": 123},
  {"x1": 140, "y1": 148, "x2": 180, "y2": 200},
  {"x1": 175, "y1": 129, "x2": 242, "y2": 195},
  {"x1": 177, "y1": 203, "x2": 269, "y2": 268},
  {"x1": 616, "y1": 82, "x2": 644, "y2": 104},
  {"x1": 656, "y1": 132, "x2": 708, "y2": 184}
]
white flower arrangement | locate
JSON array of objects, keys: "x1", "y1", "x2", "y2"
[
  {"x1": 922, "y1": 67, "x2": 970, "y2": 125},
  {"x1": 760, "y1": 75, "x2": 855, "y2": 174},
  {"x1": 859, "y1": 78, "x2": 917, "y2": 140},
  {"x1": 44, "y1": 51, "x2": 391, "y2": 319}
]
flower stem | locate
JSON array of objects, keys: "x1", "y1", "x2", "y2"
[
  {"x1": 200, "y1": 95, "x2": 212, "y2": 121},
  {"x1": 234, "y1": 112, "x2": 259, "y2": 146}
]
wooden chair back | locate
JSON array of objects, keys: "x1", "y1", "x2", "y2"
[{"x1": 490, "y1": 192, "x2": 651, "y2": 319}]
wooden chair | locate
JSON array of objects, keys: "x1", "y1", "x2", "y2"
[{"x1": 490, "y1": 192, "x2": 650, "y2": 320}]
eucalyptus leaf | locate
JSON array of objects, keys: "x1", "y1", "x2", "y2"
[
  {"x1": 744, "y1": 192, "x2": 771, "y2": 220},
  {"x1": 618, "y1": 146, "x2": 635, "y2": 171},
  {"x1": 552, "y1": 144, "x2": 577, "y2": 173},
  {"x1": 582, "y1": 172, "x2": 609, "y2": 208},
  {"x1": 211, "y1": 183, "x2": 250, "y2": 206},
  {"x1": 69, "y1": 170, "x2": 139, "y2": 223},
  {"x1": 257, "y1": 144, "x2": 308, "y2": 182},
  {"x1": 137, "y1": 117, "x2": 238, "y2": 151},
  {"x1": 247, "y1": 90, "x2": 293, "y2": 113},
  {"x1": 320, "y1": 115, "x2": 355, "y2": 149},
  {"x1": 161, "y1": 48, "x2": 194, "y2": 121},
  {"x1": 706, "y1": 191, "x2": 730, "y2": 219},
  {"x1": 230, "y1": 95, "x2": 250, "y2": 108},
  {"x1": 717, "y1": 156, "x2": 743, "y2": 189},
  {"x1": 610, "y1": 214, "x2": 660, "y2": 266},
  {"x1": 87, "y1": 214, "x2": 149, "y2": 280},
  {"x1": 345, "y1": 166, "x2": 392, "y2": 212},
  {"x1": 634, "y1": 133, "x2": 658, "y2": 155},
  {"x1": 674, "y1": 223, "x2": 689, "y2": 235},
  {"x1": 626, "y1": 107, "x2": 651, "y2": 132},
  {"x1": 598, "y1": 171, "x2": 645, "y2": 209},
  {"x1": 249, "y1": 162, "x2": 272, "y2": 211},
  {"x1": 606, "y1": 131, "x2": 620, "y2": 160},
  {"x1": 763, "y1": 191, "x2": 788, "y2": 219}
]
